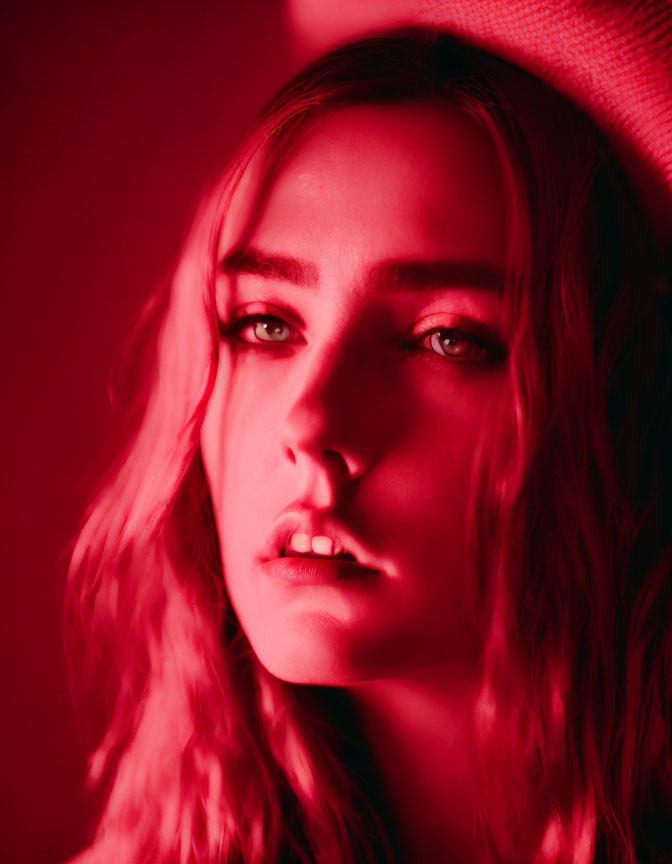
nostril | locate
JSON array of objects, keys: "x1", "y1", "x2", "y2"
[{"x1": 322, "y1": 448, "x2": 350, "y2": 475}]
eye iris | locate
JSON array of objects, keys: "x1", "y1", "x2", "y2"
[
  {"x1": 429, "y1": 330, "x2": 472, "y2": 356},
  {"x1": 255, "y1": 320, "x2": 290, "y2": 342}
]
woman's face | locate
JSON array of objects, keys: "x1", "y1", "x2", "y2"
[{"x1": 201, "y1": 101, "x2": 508, "y2": 684}]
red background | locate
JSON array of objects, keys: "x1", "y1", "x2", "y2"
[{"x1": 0, "y1": 3, "x2": 292, "y2": 861}]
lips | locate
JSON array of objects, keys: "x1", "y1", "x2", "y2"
[
  {"x1": 261, "y1": 509, "x2": 382, "y2": 573},
  {"x1": 260, "y1": 555, "x2": 376, "y2": 586}
]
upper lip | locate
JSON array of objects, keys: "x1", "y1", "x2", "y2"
[{"x1": 261, "y1": 509, "x2": 383, "y2": 572}]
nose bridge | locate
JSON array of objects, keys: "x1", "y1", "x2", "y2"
[{"x1": 281, "y1": 330, "x2": 368, "y2": 477}]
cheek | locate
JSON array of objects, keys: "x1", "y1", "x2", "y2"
[
  {"x1": 221, "y1": 361, "x2": 287, "y2": 478},
  {"x1": 377, "y1": 424, "x2": 476, "y2": 554},
  {"x1": 203, "y1": 356, "x2": 283, "y2": 493},
  {"x1": 399, "y1": 364, "x2": 499, "y2": 483},
  {"x1": 366, "y1": 367, "x2": 501, "y2": 580},
  {"x1": 206, "y1": 361, "x2": 291, "y2": 567}
]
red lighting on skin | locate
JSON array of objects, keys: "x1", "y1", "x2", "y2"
[
  {"x1": 201, "y1": 103, "x2": 506, "y2": 691},
  {"x1": 63, "y1": 24, "x2": 672, "y2": 864},
  {"x1": 198, "y1": 100, "x2": 507, "y2": 861}
]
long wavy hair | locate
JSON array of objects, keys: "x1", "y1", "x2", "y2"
[{"x1": 66, "y1": 30, "x2": 672, "y2": 864}]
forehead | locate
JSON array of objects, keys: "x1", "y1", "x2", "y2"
[{"x1": 223, "y1": 101, "x2": 506, "y2": 273}]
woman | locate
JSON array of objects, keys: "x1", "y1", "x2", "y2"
[{"x1": 66, "y1": 27, "x2": 671, "y2": 864}]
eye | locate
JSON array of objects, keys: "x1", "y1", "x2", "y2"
[
  {"x1": 219, "y1": 314, "x2": 298, "y2": 346},
  {"x1": 247, "y1": 317, "x2": 293, "y2": 343},
  {"x1": 417, "y1": 327, "x2": 504, "y2": 363}
]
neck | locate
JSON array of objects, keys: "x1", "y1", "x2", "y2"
[{"x1": 347, "y1": 663, "x2": 482, "y2": 864}]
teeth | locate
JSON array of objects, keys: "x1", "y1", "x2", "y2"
[
  {"x1": 288, "y1": 533, "x2": 311, "y2": 553},
  {"x1": 311, "y1": 535, "x2": 335, "y2": 556},
  {"x1": 287, "y1": 532, "x2": 348, "y2": 558}
]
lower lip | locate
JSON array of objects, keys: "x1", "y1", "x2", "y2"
[{"x1": 260, "y1": 556, "x2": 379, "y2": 585}]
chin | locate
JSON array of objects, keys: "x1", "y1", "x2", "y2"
[{"x1": 250, "y1": 622, "x2": 381, "y2": 687}]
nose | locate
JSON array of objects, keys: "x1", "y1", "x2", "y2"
[{"x1": 280, "y1": 341, "x2": 373, "y2": 508}]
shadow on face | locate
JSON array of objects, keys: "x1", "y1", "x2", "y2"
[{"x1": 201, "y1": 101, "x2": 509, "y2": 685}]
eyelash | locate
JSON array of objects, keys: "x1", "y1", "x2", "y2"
[{"x1": 218, "y1": 313, "x2": 504, "y2": 364}]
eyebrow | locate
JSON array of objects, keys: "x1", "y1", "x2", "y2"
[
  {"x1": 220, "y1": 246, "x2": 502, "y2": 292},
  {"x1": 369, "y1": 259, "x2": 503, "y2": 292},
  {"x1": 220, "y1": 247, "x2": 319, "y2": 286}
]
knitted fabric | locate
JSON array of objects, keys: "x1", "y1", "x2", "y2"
[{"x1": 289, "y1": 0, "x2": 672, "y2": 258}]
